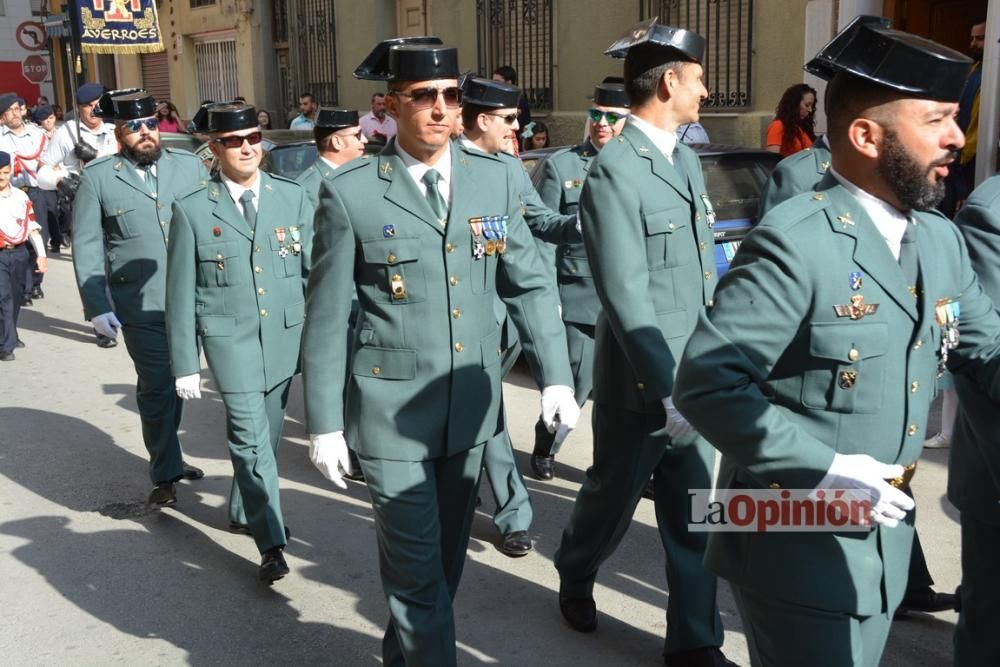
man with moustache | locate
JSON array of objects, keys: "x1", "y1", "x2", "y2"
[
  {"x1": 673, "y1": 18, "x2": 1000, "y2": 665},
  {"x1": 167, "y1": 103, "x2": 313, "y2": 583},
  {"x1": 72, "y1": 90, "x2": 207, "y2": 506},
  {"x1": 359, "y1": 92, "x2": 397, "y2": 143},
  {"x1": 303, "y1": 37, "x2": 578, "y2": 666},
  {"x1": 553, "y1": 20, "x2": 731, "y2": 666},
  {"x1": 530, "y1": 80, "x2": 630, "y2": 480},
  {"x1": 296, "y1": 108, "x2": 368, "y2": 209}
]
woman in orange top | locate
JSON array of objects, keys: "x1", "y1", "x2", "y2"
[{"x1": 765, "y1": 83, "x2": 817, "y2": 157}]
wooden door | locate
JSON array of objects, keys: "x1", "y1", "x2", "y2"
[{"x1": 882, "y1": 0, "x2": 988, "y2": 54}]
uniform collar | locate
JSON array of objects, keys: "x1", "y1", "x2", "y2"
[
  {"x1": 220, "y1": 169, "x2": 261, "y2": 205},
  {"x1": 829, "y1": 166, "x2": 910, "y2": 260},
  {"x1": 628, "y1": 115, "x2": 678, "y2": 160}
]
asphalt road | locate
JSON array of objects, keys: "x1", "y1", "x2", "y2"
[{"x1": 0, "y1": 253, "x2": 959, "y2": 665}]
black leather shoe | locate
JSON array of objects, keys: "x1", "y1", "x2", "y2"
[
  {"x1": 96, "y1": 334, "x2": 117, "y2": 348},
  {"x1": 182, "y1": 463, "x2": 204, "y2": 480},
  {"x1": 531, "y1": 454, "x2": 555, "y2": 480},
  {"x1": 895, "y1": 586, "x2": 957, "y2": 617},
  {"x1": 664, "y1": 647, "x2": 738, "y2": 667},
  {"x1": 559, "y1": 589, "x2": 597, "y2": 633},
  {"x1": 229, "y1": 521, "x2": 291, "y2": 540},
  {"x1": 343, "y1": 469, "x2": 365, "y2": 482},
  {"x1": 20, "y1": 296, "x2": 32, "y2": 307},
  {"x1": 49, "y1": 244, "x2": 61, "y2": 255},
  {"x1": 499, "y1": 530, "x2": 532, "y2": 557},
  {"x1": 0, "y1": 351, "x2": 15, "y2": 362},
  {"x1": 259, "y1": 547, "x2": 289, "y2": 583},
  {"x1": 15, "y1": 338, "x2": 24, "y2": 348},
  {"x1": 30, "y1": 287, "x2": 43, "y2": 299},
  {"x1": 148, "y1": 482, "x2": 177, "y2": 506}
]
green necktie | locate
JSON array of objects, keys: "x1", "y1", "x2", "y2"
[
  {"x1": 422, "y1": 169, "x2": 448, "y2": 223},
  {"x1": 143, "y1": 166, "x2": 157, "y2": 197},
  {"x1": 239, "y1": 190, "x2": 257, "y2": 230},
  {"x1": 899, "y1": 222, "x2": 919, "y2": 294}
]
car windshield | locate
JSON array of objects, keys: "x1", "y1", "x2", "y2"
[
  {"x1": 263, "y1": 143, "x2": 319, "y2": 179},
  {"x1": 698, "y1": 153, "x2": 778, "y2": 224}
]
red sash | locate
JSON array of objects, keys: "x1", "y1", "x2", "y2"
[
  {"x1": 11, "y1": 133, "x2": 47, "y2": 180},
  {"x1": 0, "y1": 199, "x2": 34, "y2": 245}
]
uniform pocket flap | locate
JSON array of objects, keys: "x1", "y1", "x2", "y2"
[
  {"x1": 196, "y1": 315, "x2": 236, "y2": 337},
  {"x1": 197, "y1": 240, "x2": 242, "y2": 261},
  {"x1": 481, "y1": 326, "x2": 504, "y2": 367},
  {"x1": 643, "y1": 207, "x2": 688, "y2": 235},
  {"x1": 108, "y1": 259, "x2": 144, "y2": 284},
  {"x1": 285, "y1": 301, "x2": 305, "y2": 327},
  {"x1": 809, "y1": 321, "x2": 888, "y2": 362},
  {"x1": 556, "y1": 253, "x2": 592, "y2": 278},
  {"x1": 102, "y1": 200, "x2": 136, "y2": 216},
  {"x1": 352, "y1": 345, "x2": 417, "y2": 379},
  {"x1": 361, "y1": 237, "x2": 421, "y2": 265}
]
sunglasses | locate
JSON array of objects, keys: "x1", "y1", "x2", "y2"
[
  {"x1": 335, "y1": 129, "x2": 364, "y2": 141},
  {"x1": 124, "y1": 118, "x2": 159, "y2": 132},
  {"x1": 487, "y1": 112, "x2": 519, "y2": 125},
  {"x1": 392, "y1": 86, "x2": 463, "y2": 109},
  {"x1": 213, "y1": 131, "x2": 263, "y2": 149},
  {"x1": 588, "y1": 109, "x2": 628, "y2": 125}
]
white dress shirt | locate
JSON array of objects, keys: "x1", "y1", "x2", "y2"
[
  {"x1": 830, "y1": 167, "x2": 910, "y2": 260},
  {"x1": 318, "y1": 156, "x2": 340, "y2": 172},
  {"x1": 0, "y1": 186, "x2": 41, "y2": 243},
  {"x1": 43, "y1": 120, "x2": 117, "y2": 173},
  {"x1": 628, "y1": 115, "x2": 679, "y2": 164},
  {"x1": 0, "y1": 123, "x2": 48, "y2": 188},
  {"x1": 396, "y1": 141, "x2": 452, "y2": 209},
  {"x1": 220, "y1": 171, "x2": 262, "y2": 217}
]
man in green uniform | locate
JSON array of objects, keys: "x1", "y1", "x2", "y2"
[
  {"x1": 302, "y1": 37, "x2": 578, "y2": 667},
  {"x1": 72, "y1": 90, "x2": 207, "y2": 506},
  {"x1": 554, "y1": 20, "x2": 732, "y2": 667},
  {"x1": 166, "y1": 103, "x2": 313, "y2": 583},
  {"x1": 950, "y1": 173, "x2": 1000, "y2": 665},
  {"x1": 459, "y1": 75, "x2": 579, "y2": 556},
  {"x1": 296, "y1": 107, "x2": 367, "y2": 209},
  {"x1": 530, "y1": 81, "x2": 630, "y2": 480},
  {"x1": 673, "y1": 18, "x2": 1000, "y2": 666},
  {"x1": 758, "y1": 135, "x2": 830, "y2": 215}
]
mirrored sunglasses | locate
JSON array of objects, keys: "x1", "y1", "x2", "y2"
[
  {"x1": 124, "y1": 118, "x2": 159, "y2": 132},
  {"x1": 393, "y1": 86, "x2": 463, "y2": 109},
  {"x1": 588, "y1": 108, "x2": 628, "y2": 125}
]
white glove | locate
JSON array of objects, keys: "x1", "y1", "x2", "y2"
[
  {"x1": 175, "y1": 373, "x2": 202, "y2": 400},
  {"x1": 814, "y1": 453, "x2": 916, "y2": 528},
  {"x1": 92, "y1": 311, "x2": 121, "y2": 339},
  {"x1": 540, "y1": 385, "x2": 580, "y2": 443},
  {"x1": 310, "y1": 432, "x2": 351, "y2": 490},
  {"x1": 661, "y1": 397, "x2": 695, "y2": 440}
]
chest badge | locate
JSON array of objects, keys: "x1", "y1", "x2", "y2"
[
  {"x1": 212, "y1": 226, "x2": 222, "y2": 237},
  {"x1": 382, "y1": 224, "x2": 396, "y2": 238},
  {"x1": 935, "y1": 298, "x2": 960, "y2": 377},
  {"x1": 699, "y1": 194, "x2": 716, "y2": 227},
  {"x1": 834, "y1": 294, "x2": 879, "y2": 320},
  {"x1": 849, "y1": 272, "x2": 863, "y2": 291}
]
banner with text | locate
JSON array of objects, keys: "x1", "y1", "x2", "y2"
[{"x1": 78, "y1": 0, "x2": 164, "y2": 54}]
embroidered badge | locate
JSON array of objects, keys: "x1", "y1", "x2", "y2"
[
  {"x1": 382, "y1": 225, "x2": 396, "y2": 238},
  {"x1": 833, "y1": 294, "x2": 879, "y2": 320}
]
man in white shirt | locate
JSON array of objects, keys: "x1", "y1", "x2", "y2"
[{"x1": 359, "y1": 92, "x2": 397, "y2": 143}]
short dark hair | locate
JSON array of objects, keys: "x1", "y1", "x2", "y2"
[
  {"x1": 371, "y1": 92, "x2": 385, "y2": 102},
  {"x1": 825, "y1": 73, "x2": 902, "y2": 151},
  {"x1": 299, "y1": 92, "x2": 315, "y2": 102},
  {"x1": 972, "y1": 16, "x2": 987, "y2": 27},
  {"x1": 624, "y1": 44, "x2": 685, "y2": 108},
  {"x1": 493, "y1": 66, "x2": 518, "y2": 85},
  {"x1": 462, "y1": 103, "x2": 491, "y2": 129},
  {"x1": 313, "y1": 126, "x2": 335, "y2": 149}
]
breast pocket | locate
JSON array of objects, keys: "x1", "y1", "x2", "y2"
[
  {"x1": 562, "y1": 185, "x2": 582, "y2": 215},
  {"x1": 102, "y1": 200, "x2": 138, "y2": 239},
  {"x1": 360, "y1": 237, "x2": 426, "y2": 304},
  {"x1": 642, "y1": 205, "x2": 694, "y2": 269},
  {"x1": 802, "y1": 321, "x2": 889, "y2": 414},
  {"x1": 196, "y1": 240, "x2": 244, "y2": 287}
]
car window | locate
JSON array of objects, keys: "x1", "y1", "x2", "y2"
[
  {"x1": 699, "y1": 153, "x2": 780, "y2": 223},
  {"x1": 264, "y1": 144, "x2": 319, "y2": 179}
]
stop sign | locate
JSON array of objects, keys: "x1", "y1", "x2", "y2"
[{"x1": 22, "y1": 55, "x2": 48, "y2": 84}]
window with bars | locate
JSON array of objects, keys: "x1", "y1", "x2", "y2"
[
  {"x1": 290, "y1": 0, "x2": 338, "y2": 105},
  {"x1": 195, "y1": 39, "x2": 239, "y2": 104},
  {"x1": 639, "y1": 0, "x2": 753, "y2": 109},
  {"x1": 475, "y1": 0, "x2": 553, "y2": 111}
]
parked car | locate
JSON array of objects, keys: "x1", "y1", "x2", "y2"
[
  {"x1": 159, "y1": 131, "x2": 203, "y2": 155},
  {"x1": 520, "y1": 144, "x2": 781, "y2": 275}
]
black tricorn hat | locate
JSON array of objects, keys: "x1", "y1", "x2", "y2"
[
  {"x1": 805, "y1": 15, "x2": 973, "y2": 102},
  {"x1": 315, "y1": 107, "x2": 360, "y2": 129},
  {"x1": 354, "y1": 36, "x2": 458, "y2": 81},
  {"x1": 593, "y1": 83, "x2": 629, "y2": 108},
  {"x1": 205, "y1": 103, "x2": 258, "y2": 133},
  {"x1": 110, "y1": 92, "x2": 157, "y2": 121},
  {"x1": 95, "y1": 87, "x2": 145, "y2": 119},
  {"x1": 188, "y1": 101, "x2": 216, "y2": 133},
  {"x1": 462, "y1": 77, "x2": 520, "y2": 109},
  {"x1": 605, "y1": 18, "x2": 705, "y2": 63}
]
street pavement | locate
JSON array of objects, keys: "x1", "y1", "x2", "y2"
[{"x1": 0, "y1": 253, "x2": 960, "y2": 665}]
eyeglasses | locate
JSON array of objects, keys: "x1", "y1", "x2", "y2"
[
  {"x1": 588, "y1": 109, "x2": 628, "y2": 125},
  {"x1": 487, "y1": 112, "x2": 519, "y2": 125},
  {"x1": 392, "y1": 86, "x2": 463, "y2": 109},
  {"x1": 124, "y1": 118, "x2": 159, "y2": 133},
  {"x1": 335, "y1": 129, "x2": 364, "y2": 141},
  {"x1": 213, "y1": 131, "x2": 263, "y2": 149}
]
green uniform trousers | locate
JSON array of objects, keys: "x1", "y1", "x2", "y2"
[
  {"x1": 555, "y1": 404, "x2": 723, "y2": 655},
  {"x1": 360, "y1": 442, "x2": 486, "y2": 667},
  {"x1": 534, "y1": 322, "x2": 595, "y2": 456},
  {"x1": 222, "y1": 378, "x2": 290, "y2": 554},
  {"x1": 955, "y1": 515, "x2": 1000, "y2": 665},
  {"x1": 120, "y1": 323, "x2": 185, "y2": 484},
  {"x1": 732, "y1": 584, "x2": 892, "y2": 667}
]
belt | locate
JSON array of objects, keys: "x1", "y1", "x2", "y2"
[
  {"x1": 888, "y1": 462, "x2": 917, "y2": 491},
  {"x1": 0, "y1": 242, "x2": 25, "y2": 251}
]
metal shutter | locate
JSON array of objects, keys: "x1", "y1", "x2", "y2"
[{"x1": 141, "y1": 52, "x2": 171, "y2": 103}]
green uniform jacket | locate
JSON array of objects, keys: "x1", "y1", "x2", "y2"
[
  {"x1": 757, "y1": 136, "x2": 831, "y2": 217},
  {"x1": 536, "y1": 141, "x2": 598, "y2": 326},
  {"x1": 296, "y1": 158, "x2": 337, "y2": 211},
  {"x1": 673, "y1": 178, "x2": 1000, "y2": 615},
  {"x1": 581, "y1": 122, "x2": 718, "y2": 414},
  {"x1": 302, "y1": 139, "x2": 572, "y2": 461},
  {"x1": 166, "y1": 171, "x2": 312, "y2": 393},
  {"x1": 72, "y1": 148, "x2": 208, "y2": 323},
  {"x1": 951, "y1": 174, "x2": 1000, "y2": 525}
]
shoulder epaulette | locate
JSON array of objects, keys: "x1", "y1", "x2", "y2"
[
  {"x1": 760, "y1": 189, "x2": 832, "y2": 230},
  {"x1": 82, "y1": 154, "x2": 115, "y2": 171},
  {"x1": 176, "y1": 180, "x2": 209, "y2": 200}
]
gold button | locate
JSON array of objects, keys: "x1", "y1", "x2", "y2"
[
  {"x1": 257, "y1": 287, "x2": 265, "y2": 295},
  {"x1": 116, "y1": 209, "x2": 123, "y2": 214},
  {"x1": 449, "y1": 275, "x2": 458, "y2": 286},
  {"x1": 848, "y1": 348, "x2": 860, "y2": 361},
  {"x1": 160, "y1": 220, "x2": 166, "y2": 226},
  {"x1": 699, "y1": 241, "x2": 707, "y2": 251},
  {"x1": 813, "y1": 193, "x2": 825, "y2": 201},
  {"x1": 451, "y1": 308, "x2": 462, "y2": 319},
  {"x1": 387, "y1": 253, "x2": 397, "y2": 264},
  {"x1": 446, "y1": 242, "x2": 455, "y2": 253},
  {"x1": 454, "y1": 342, "x2": 464, "y2": 352},
  {"x1": 260, "y1": 309, "x2": 268, "y2": 317},
  {"x1": 704, "y1": 271, "x2": 712, "y2": 280},
  {"x1": 372, "y1": 366, "x2": 381, "y2": 376},
  {"x1": 668, "y1": 223, "x2": 676, "y2": 230},
  {"x1": 255, "y1": 245, "x2": 261, "y2": 253},
  {"x1": 216, "y1": 253, "x2": 224, "y2": 260},
  {"x1": 570, "y1": 268, "x2": 577, "y2": 274},
  {"x1": 769, "y1": 482, "x2": 781, "y2": 489},
  {"x1": 637, "y1": 382, "x2": 645, "y2": 390},
  {"x1": 497, "y1": 348, "x2": 502, "y2": 356},
  {"x1": 913, "y1": 339, "x2": 923, "y2": 350},
  {"x1": 157, "y1": 203, "x2": 164, "y2": 209},
  {"x1": 707, "y1": 299, "x2": 714, "y2": 307},
  {"x1": 910, "y1": 381, "x2": 919, "y2": 393},
  {"x1": 907, "y1": 424, "x2": 918, "y2": 436},
  {"x1": 254, "y1": 266, "x2": 262, "y2": 273}
]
